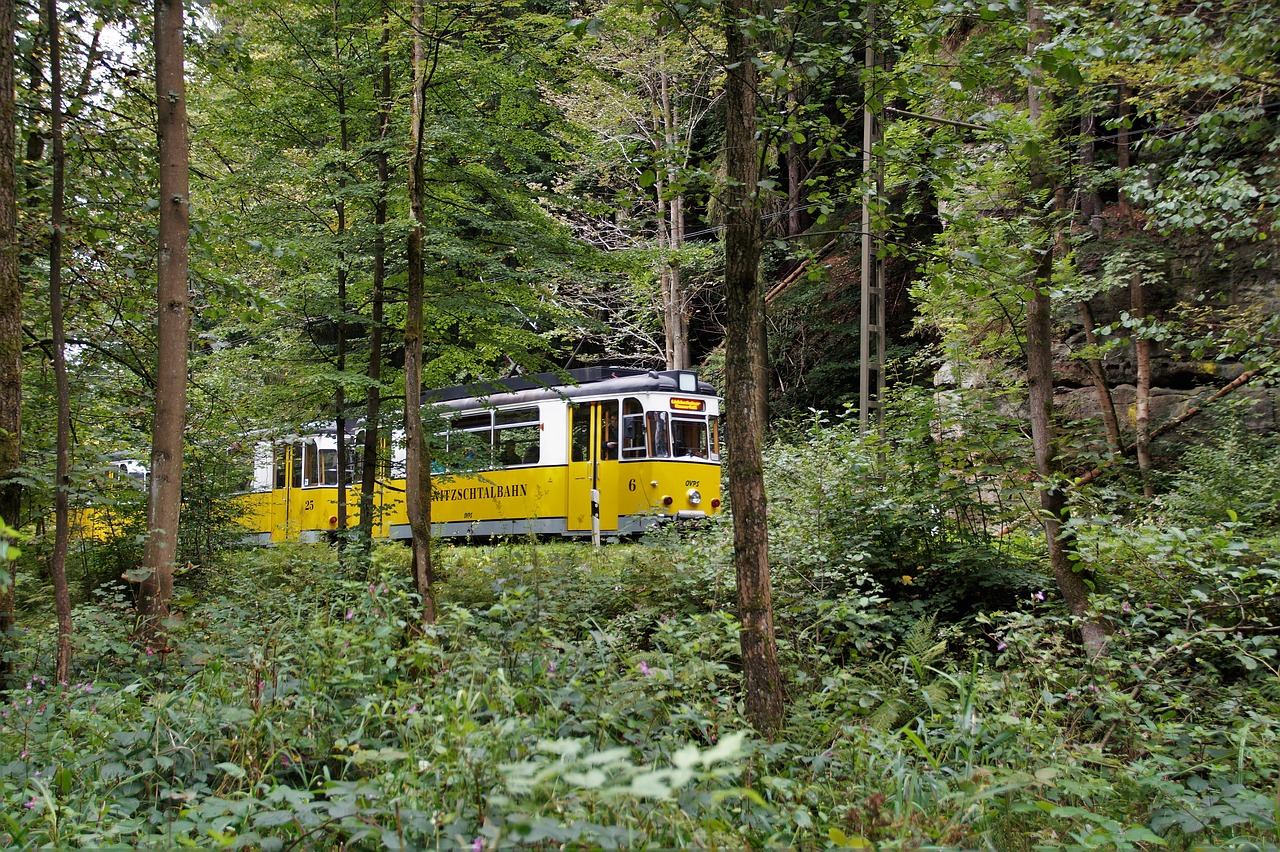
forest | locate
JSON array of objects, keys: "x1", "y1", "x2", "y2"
[{"x1": 1, "y1": 0, "x2": 1279, "y2": 847}]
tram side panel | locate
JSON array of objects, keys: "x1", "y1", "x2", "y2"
[{"x1": 229, "y1": 375, "x2": 722, "y2": 543}]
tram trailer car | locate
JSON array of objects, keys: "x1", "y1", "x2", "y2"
[{"x1": 239, "y1": 367, "x2": 723, "y2": 543}]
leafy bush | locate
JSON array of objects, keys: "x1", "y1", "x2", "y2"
[
  {"x1": 1161, "y1": 425, "x2": 1280, "y2": 530},
  {"x1": 764, "y1": 399, "x2": 1049, "y2": 651}
]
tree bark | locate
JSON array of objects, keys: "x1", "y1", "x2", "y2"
[
  {"x1": 1075, "y1": 299, "x2": 1122, "y2": 455},
  {"x1": 1079, "y1": 110, "x2": 1102, "y2": 226},
  {"x1": 333, "y1": 8, "x2": 350, "y2": 540},
  {"x1": 45, "y1": 0, "x2": 72, "y2": 683},
  {"x1": 0, "y1": 0, "x2": 21, "y2": 686},
  {"x1": 405, "y1": 0, "x2": 435, "y2": 623},
  {"x1": 140, "y1": 0, "x2": 191, "y2": 647},
  {"x1": 359, "y1": 6, "x2": 391, "y2": 552},
  {"x1": 723, "y1": 0, "x2": 784, "y2": 737},
  {"x1": 1116, "y1": 86, "x2": 1133, "y2": 225},
  {"x1": 1026, "y1": 1, "x2": 1106, "y2": 659},
  {"x1": 659, "y1": 60, "x2": 690, "y2": 370},
  {"x1": 1130, "y1": 271, "x2": 1154, "y2": 497}
]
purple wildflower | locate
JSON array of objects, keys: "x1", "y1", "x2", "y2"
[{"x1": 639, "y1": 661, "x2": 650, "y2": 676}]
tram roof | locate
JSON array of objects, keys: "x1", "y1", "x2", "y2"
[{"x1": 422, "y1": 367, "x2": 717, "y2": 409}]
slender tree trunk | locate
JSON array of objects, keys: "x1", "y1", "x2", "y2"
[
  {"x1": 655, "y1": 169, "x2": 674, "y2": 367},
  {"x1": 659, "y1": 62, "x2": 690, "y2": 370},
  {"x1": 334, "y1": 17, "x2": 350, "y2": 539},
  {"x1": 45, "y1": 0, "x2": 72, "y2": 683},
  {"x1": 1026, "y1": 1, "x2": 1106, "y2": 658},
  {"x1": 1079, "y1": 110, "x2": 1102, "y2": 226},
  {"x1": 21, "y1": 35, "x2": 43, "y2": 204},
  {"x1": 1075, "y1": 300, "x2": 1122, "y2": 455},
  {"x1": 406, "y1": 0, "x2": 435, "y2": 623},
  {"x1": 723, "y1": 0, "x2": 784, "y2": 737},
  {"x1": 1116, "y1": 86, "x2": 1133, "y2": 224},
  {"x1": 140, "y1": 0, "x2": 190, "y2": 647},
  {"x1": 0, "y1": 0, "x2": 21, "y2": 686},
  {"x1": 786, "y1": 84, "x2": 804, "y2": 238},
  {"x1": 359, "y1": 8, "x2": 391, "y2": 552},
  {"x1": 1130, "y1": 271, "x2": 1154, "y2": 497},
  {"x1": 669, "y1": 192, "x2": 688, "y2": 369}
]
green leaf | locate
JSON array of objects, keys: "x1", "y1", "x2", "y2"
[
  {"x1": 253, "y1": 810, "x2": 296, "y2": 828},
  {"x1": 217, "y1": 761, "x2": 246, "y2": 779}
]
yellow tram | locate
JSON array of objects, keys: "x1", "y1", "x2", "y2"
[{"x1": 238, "y1": 368, "x2": 722, "y2": 543}]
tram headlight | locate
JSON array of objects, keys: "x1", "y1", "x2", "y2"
[{"x1": 687, "y1": 488, "x2": 702, "y2": 506}]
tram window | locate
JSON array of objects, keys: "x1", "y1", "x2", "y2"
[
  {"x1": 600, "y1": 402, "x2": 619, "y2": 460},
  {"x1": 647, "y1": 411, "x2": 670, "y2": 457},
  {"x1": 621, "y1": 398, "x2": 646, "y2": 459},
  {"x1": 570, "y1": 404, "x2": 590, "y2": 462},
  {"x1": 672, "y1": 418, "x2": 709, "y2": 459},
  {"x1": 352, "y1": 431, "x2": 393, "y2": 482},
  {"x1": 709, "y1": 415, "x2": 721, "y2": 461},
  {"x1": 274, "y1": 444, "x2": 288, "y2": 489},
  {"x1": 319, "y1": 446, "x2": 355, "y2": 486},
  {"x1": 448, "y1": 411, "x2": 493, "y2": 468},
  {"x1": 290, "y1": 443, "x2": 303, "y2": 488},
  {"x1": 495, "y1": 406, "x2": 540, "y2": 467},
  {"x1": 319, "y1": 449, "x2": 336, "y2": 485},
  {"x1": 303, "y1": 439, "x2": 322, "y2": 486}
]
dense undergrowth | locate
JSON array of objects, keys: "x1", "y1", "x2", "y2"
[{"x1": 3, "y1": 410, "x2": 1280, "y2": 849}]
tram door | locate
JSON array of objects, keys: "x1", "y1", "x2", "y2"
[
  {"x1": 271, "y1": 442, "x2": 298, "y2": 541},
  {"x1": 567, "y1": 402, "x2": 620, "y2": 537}
]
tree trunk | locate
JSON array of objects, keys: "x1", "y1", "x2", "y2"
[
  {"x1": 1075, "y1": 299, "x2": 1122, "y2": 456},
  {"x1": 660, "y1": 63, "x2": 690, "y2": 371},
  {"x1": 1130, "y1": 271, "x2": 1154, "y2": 497},
  {"x1": 655, "y1": 170, "x2": 674, "y2": 367},
  {"x1": 786, "y1": 84, "x2": 804, "y2": 238},
  {"x1": 723, "y1": 0, "x2": 784, "y2": 737},
  {"x1": 0, "y1": 0, "x2": 21, "y2": 686},
  {"x1": 1116, "y1": 86, "x2": 1133, "y2": 224},
  {"x1": 670, "y1": 191, "x2": 688, "y2": 370},
  {"x1": 140, "y1": 0, "x2": 190, "y2": 647},
  {"x1": 334, "y1": 17, "x2": 350, "y2": 540},
  {"x1": 405, "y1": 0, "x2": 435, "y2": 624},
  {"x1": 1026, "y1": 1, "x2": 1106, "y2": 659},
  {"x1": 359, "y1": 7, "x2": 391, "y2": 552},
  {"x1": 1079, "y1": 110, "x2": 1102, "y2": 226},
  {"x1": 45, "y1": 0, "x2": 72, "y2": 683}
]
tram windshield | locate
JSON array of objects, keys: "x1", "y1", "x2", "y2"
[
  {"x1": 632, "y1": 403, "x2": 719, "y2": 462},
  {"x1": 671, "y1": 417, "x2": 711, "y2": 459}
]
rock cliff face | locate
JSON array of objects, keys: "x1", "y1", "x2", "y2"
[
  {"x1": 1069, "y1": 225, "x2": 1277, "y2": 438},
  {"x1": 932, "y1": 218, "x2": 1280, "y2": 441}
]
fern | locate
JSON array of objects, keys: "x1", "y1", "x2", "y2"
[{"x1": 851, "y1": 614, "x2": 953, "y2": 731}]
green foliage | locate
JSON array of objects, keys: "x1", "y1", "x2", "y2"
[
  {"x1": 4, "y1": 397, "x2": 1280, "y2": 848},
  {"x1": 765, "y1": 396, "x2": 1049, "y2": 650},
  {"x1": 1160, "y1": 427, "x2": 1280, "y2": 529},
  {"x1": 846, "y1": 614, "x2": 952, "y2": 731}
]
